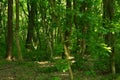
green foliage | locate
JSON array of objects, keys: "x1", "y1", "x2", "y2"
[
  {"x1": 0, "y1": 38, "x2": 6, "y2": 58},
  {"x1": 51, "y1": 76, "x2": 61, "y2": 80},
  {"x1": 84, "y1": 70, "x2": 96, "y2": 76},
  {"x1": 88, "y1": 39, "x2": 111, "y2": 72},
  {"x1": 54, "y1": 43, "x2": 64, "y2": 56},
  {"x1": 24, "y1": 50, "x2": 50, "y2": 61},
  {"x1": 73, "y1": 55, "x2": 87, "y2": 70},
  {"x1": 55, "y1": 59, "x2": 70, "y2": 72}
]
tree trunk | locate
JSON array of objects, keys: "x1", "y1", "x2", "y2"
[
  {"x1": 49, "y1": 0, "x2": 56, "y2": 58},
  {"x1": 15, "y1": 0, "x2": 23, "y2": 61},
  {"x1": 6, "y1": 0, "x2": 13, "y2": 61},
  {"x1": 64, "y1": 0, "x2": 72, "y2": 59},
  {"x1": 73, "y1": 0, "x2": 80, "y2": 54},
  {"x1": 103, "y1": 0, "x2": 116, "y2": 75},
  {"x1": 64, "y1": 0, "x2": 73, "y2": 80},
  {"x1": 73, "y1": 0, "x2": 88, "y2": 55},
  {"x1": 26, "y1": 0, "x2": 36, "y2": 51}
]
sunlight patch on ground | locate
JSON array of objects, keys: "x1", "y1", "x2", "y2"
[
  {"x1": 8, "y1": 76, "x2": 14, "y2": 80},
  {"x1": 53, "y1": 56, "x2": 74, "y2": 60},
  {"x1": 36, "y1": 61, "x2": 49, "y2": 65},
  {"x1": 35, "y1": 56, "x2": 76, "y2": 68},
  {"x1": 60, "y1": 73, "x2": 69, "y2": 76},
  {"x1": 35, "y1": 61, "x2": 54, "y2": 68}
]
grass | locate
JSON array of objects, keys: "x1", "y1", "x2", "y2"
[{"x1": 0, "y1": 60, "x2": 120, "y2": 80}]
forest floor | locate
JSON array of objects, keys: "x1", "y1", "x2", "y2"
[{"x1": 0, "y1": 59, "x2": 120, "y2": 80}]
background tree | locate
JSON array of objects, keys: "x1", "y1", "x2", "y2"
[
  {"x1": 26, "y1": 0, "x2": 37, "y2": 51},
  {"x1": 103, "y1": 0, "x2": 116, "y2": 75}
]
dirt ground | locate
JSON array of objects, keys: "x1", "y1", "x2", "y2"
[{"x1": 0, "y1": 60, "x2": 119, "y2": 80}]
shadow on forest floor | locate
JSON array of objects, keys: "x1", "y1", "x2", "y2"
[{"x1": 0, "y1": 59, "x2": 120, "y2": 80}]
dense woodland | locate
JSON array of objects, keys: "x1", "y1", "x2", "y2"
[{"x1": 0, "y1": 0, "x2": 120, "y2": 80}]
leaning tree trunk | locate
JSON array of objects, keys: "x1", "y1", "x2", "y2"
[
  {"x1": 63, "y1": 0, "x2": 73, "y2": 80},
  {"x1": 6, "y1": 0, "x2": 13, "y2": 61}
]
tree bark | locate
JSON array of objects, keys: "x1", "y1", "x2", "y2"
[
  {"x1": 26, "y1": 0, "x2": 36, "y2": 51},
  {"x1": 15, "y1": 0, "x2": 23, "y2": 61},
  {"x1": 6, "y1": 0, "x2": 13, "y2": 61}
]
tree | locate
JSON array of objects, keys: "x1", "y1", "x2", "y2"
[
  {"x1": 48, "y1": 0, "x2": 56, "y2": 58},
  {"x1": 64, "y1": 0, "x2": 72, "y2": 60},
  {"x1": 103, "y1": 0, "x2": 116, "y2": 75},
  {"x1": 26, "y1": 0, "x2": 37, "y2": 51},
  {"x1": 6, "y1": 0, "x2": 13, "y2": 60},
  {"x1": 63, "y1": 0, "x2": 73, "y2": 80},
  {"x1": 15, "y1": 0, "x2": 23, "y2": 61},
  {"x1": 73, "y1": 0, "x2": 88, "y2": 55}
]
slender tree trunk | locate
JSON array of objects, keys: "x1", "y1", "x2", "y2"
[
  {"x1": 103, "y1": 0, "x2": 116, "y2": 75},
  {"x1": 73, "y1": 0, "x2": 80, "y2": 54},
  {"x1": 49, "y1": 0, "x2": 56, "y2": 58},
  {"x1": 73, "y1": 0, "x2": 88, "y2": 55},
  {"x1": 40, "y1": 3, "x2": 50, "y2": 59},
  {"x1": 63, "y1": 0, "x2": 73, "y2": 80},
  {"x1": 6, "y1": 0, "x2": 13, "y2": 61},
  {"x1": 64, "y1": 0, "x2": 72, "y2": 59},
  {"x1": 15, "y1": 0, "x2": 23, "y2": 61},
  {"x1": 79, "y1": 1, "x2": 88, "y2": 55}
]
